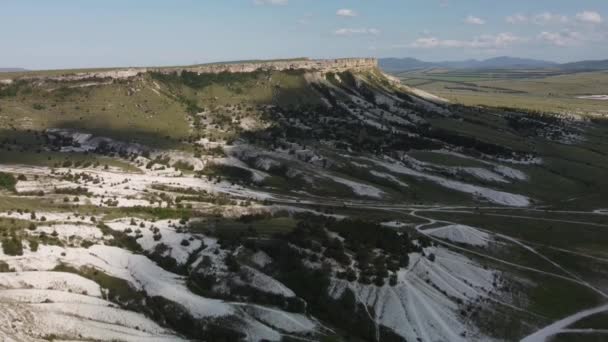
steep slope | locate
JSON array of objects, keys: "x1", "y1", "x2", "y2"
[{"x1": 0, "y1": 58, "x2": 607, "y2": 341}]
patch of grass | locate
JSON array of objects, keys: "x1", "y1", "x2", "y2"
[
  {"x1": 423, "y1": 210, "x2": 608, "y2": 256},
  {"x1": 104, "y1": 206, "x2": 193, "y2": 221},
  {"x1": 0, "y1": 76, "x2": 191, "y2": 148},
  {"x1": 0, "y1": 150, "x2": 139, "y2": 172},
  {"x1": 96, "y1": 223, "x2": 142, "y2": 253},
  {"x1": 525, "y1": 269, "x2": 604, "y2": 319},
  {"x1": 570, "y1": 312, "x2": 608, "y2": 329},
  {"x1": 550, "y1": 332, "x2": 608, "y2": 342},
  {"x1": 191, "y1": 216, "x2": 297, "y2": 237},
  {"x1": 53, "y1": 264, "x2": 145, "y2": 304},
  {"x1": 0, "y1": 196, "x2": 74, "y2": 212}
]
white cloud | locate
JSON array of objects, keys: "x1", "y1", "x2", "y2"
[
  {"x1": 576, "y1": 11, "x2": 602, "y2": 24},
  {"x1": 334, "y1": 28, "x2": 380, "y2": 36},
  {"x1": 336, "y1": 9, "x2": 357, "y2": 17},
  {"x1": 411, "y1": 33, "x2": 522, "y2": 49},
  {"x1": 464, "y1": 15, "x2": 485, "y2": 25},
  {"x1": 253, "y1": 0, "x2": 288, "y2": 5},
  {"x1": 297, "y1": 13, "x2": 312, "y2": 25},
  {"x1": 507, "y1": 12, "x2": 571, "y2": 25},
  {"x1": 533, "y1": 12, "x2": 569, "y2": 25},
  {"x1": 506, "y1": 14, "x2": 528, "y2": 24},
  {"x1": 538, "y1": 30, "x2": 583, "y2": 46},
  {"x1": 506, "y1": 11, "x2": 602, "y2": 26}
]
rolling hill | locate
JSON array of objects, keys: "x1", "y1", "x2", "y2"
[
  {"x1": 0, "y1": 58, "x2": 607, "y2": 341},
  {"x1": 380, "y1": 56, "x2": 558, "y2": 72},
  {"x1": 560, "y1": 59, "x2": 608, "y2": 71}
]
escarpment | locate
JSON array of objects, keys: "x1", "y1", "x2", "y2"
[{"x1": 8, "y1": 58, "x2": 378, "y2": 82}]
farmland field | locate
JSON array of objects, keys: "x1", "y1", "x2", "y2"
[{"x1": 397, "y1": 69, "x2": 608, "y2": 116}]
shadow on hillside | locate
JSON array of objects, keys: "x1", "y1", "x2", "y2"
[
  {"x1": 50, "y1": 120, "x2": 187, "y2": 149},
  {"x1": 0, "y1": 124, "x2": 184, "y2": 165}
]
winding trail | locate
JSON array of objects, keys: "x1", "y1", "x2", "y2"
[
  {"x1": 406, "y1": 208, "x2": 608, "y2": 299},
  {"x1": 521, "y1": 304, "x2": 608, "y2": 342},
  {"x1": 256, "y1": 197, "x2": 608, "y2": 341},
  {"x1": 396, "y1": 207, "x2": 608, "y2": 342}
]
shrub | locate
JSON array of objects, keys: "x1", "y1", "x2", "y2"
[
  {"x1": 2, "y1": 236, "x2": 24, "y2": 256},
  {"x1": 389, "y1": 274, "x2": 398, "y2": 287},
  {"x1": 54, "y1": 187, "x2": 91, "y2": 196},
  {"x1": 0, "y1": 172, "x2": 16, "y2": 192},
  {"x1": 29, "y1": 239, "x2": 39, "y2": 252},
  {"x1": 0, "y1": 261, "x2": 11, "y2": 272}
]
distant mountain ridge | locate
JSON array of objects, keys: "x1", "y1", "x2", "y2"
[
  {"x1": 379, "y1": 56, "x2": 608, "y2": 72},
  {"x1": 443, "y1": 57, "x2": 558, "y2": 69},
  {"x1": 559, "y1": 59, "x2": 608, "y2": 71}
]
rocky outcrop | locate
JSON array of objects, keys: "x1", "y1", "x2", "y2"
[
  {"x1": 11, "y1": 58, "x2": 377, "y2": 82},
  {"x1": 166, "y1": 58, "x2": 378, "y2": 75}
]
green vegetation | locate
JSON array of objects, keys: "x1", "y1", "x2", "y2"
[
  {"x1": 53, "y1": 264, "x2": 146, "y2": 304},
  {"x1": 570, "y1": 312, "x2": 608, "y2": 329},
  {"x1": 105, "y1": 206, "x2": 194, "y2": 221},
  {"x1": 206, "y1": 216, "x2": 297, "y2": 236},
  {"x1": 423, "y1": 210, "x2": 608, "y2": 255},
  {"x1": 97, "y1": 223, "x2": 143, "y2": 252},
  {"x1": 418, "y1": 208, "x2": 608, "y2": 321},
  {"x1": 0, "y1": 76, "x2": 191, "y2": 148},
  {"x1": 1, "y1": 234, "x2": 23, "y2": 255},
  {"x1": 186, "y1": 212, "x2": 298, "y2": 247},
  {"x1": 0, "y1": 172, "x2": 16, "y2": 192},
  {"x1": 151, "y1": 70, "x2": 266, "y2": 90},
  {"x1": 252, "y1": 215, "x2": 419, "y2": 341},
  {"x1": 398, "y1": 69, "x2": 608, "y2": 116},
  {"x1": 525, "y1": 270, "x2": 604, "y2": 319},
  {"x1": 0, "y1": 149, "x2": 139, "y2": 172},
  {"x1": 201, "y1": 164, "x2": 253, "y2": 184},
  {"x1": 0, "y1": 260, "x2": 11, "y2": 272},
  {"x1": 1, "y1": 62, "x2": 607, "y2": 341}
]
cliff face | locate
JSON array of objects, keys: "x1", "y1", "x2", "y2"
[
  {"x1": 15, "y1": 58, "x2": 378, "y2": 82},
  {"x1": 168, "y1": 58, "x2": 378, "y2": 75}
]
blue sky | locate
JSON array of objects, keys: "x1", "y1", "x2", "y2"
[{"x1": 1, "y1": 0, "x2": 607, "y2": 69}]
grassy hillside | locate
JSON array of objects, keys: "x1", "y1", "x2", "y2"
[
  {"x1": 1, "y1": 66, "x2": 608, "y2": 207},
  {"x1": 1, "y1": 63, "x2": 608, "y2": 341}
]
